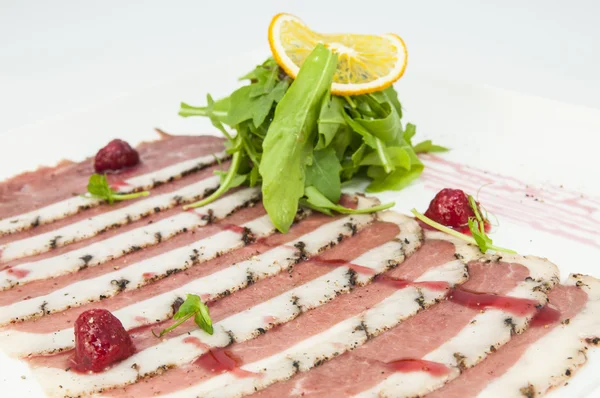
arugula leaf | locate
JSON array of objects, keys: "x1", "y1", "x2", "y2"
[
  {"x1": 179, "y1": 96, "x2": 230, "y2": 122},
  {"x1": 466, "y1": 195, "x2": 515, "y2": 254},
  {"x1": 360, "y1": 146, "x2": 411, "y2": 170},
  {"x1": 214, "y1": 169, "x2": 247, "y2": 189},
  {"x1": 354, "y1": 102, "x2": 401, "y2": 143},
  {"x1": 177, "y1": 51, "x2": 449, "y2": 234},
  {"x1": 86, "y1": 174, "x2": 149, "y2": 205},
  {"x1": 375, "y1": 86, "x2": 403, "y2": 118},
  {"x1": 301, "y1": 186, "x2": 395, "y2": 215},
  {"x1": 342, "y1": 112, "x2": 377, "y2": 149},
  {"x1": 184, "y1": 149, "x2": 243, "y2": 210},
  {"x1": 153, "y1": 294, "x2": 213, "y2": 338},
  {"x1": 317, "y1": 95, "x2": 346, "y2": 150},
  {"x1": 260, "y1": 44, "x2": 338, "y2": 233},
  {"x1": 413, "y1": 139, "x2": 449, "y2": 153},
  {"x1": 403, "y1": 122, "x2": 416, "y2": 146},
  {"x1": 305, "y1": 148, "x2": 342, "y2": 203}
]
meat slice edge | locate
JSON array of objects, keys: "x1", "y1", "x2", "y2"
[{"x1": 470, "y1": 274, "x2": 600, "y2": 398}]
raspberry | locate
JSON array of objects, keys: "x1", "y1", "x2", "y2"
[
  {"x1": 424, "y1": 188, "x2": 477, "y2": 230},
  {"x1": 72, "y1": 309, "x2": 135, "y2": 372},
  {"x1": 93, "y1": 139, "x2": 140, "y2": 173}
]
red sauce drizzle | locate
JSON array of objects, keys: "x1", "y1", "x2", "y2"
[
  {"x1": 376, "y1": 276, "x2": 450, "y2": 292},
  {"x1": 7, "y1": 268, "x2": 30, "y2": 279},
  {"x1": 312, "y1": 256, "x2": 376, "y2": 275},
  {"x1": 183, "y1": 336, "x2": 210, "y2": 350},
  {"x1": 109, "y1": 180, "x2": 132, "y2": 190},
  {"x1": 142, "y1": 272, "x2": 157, "y2": 279},
  {"x1": 387, "y1": 359, "x2": 450, "y2": 377},
  {"x1": 449, "y1": 288, "x2": 538, "y2": 316},
  {"x1": 530, "y1": 305, "x2": 561, "y2": 327},
  {"x1": 220, "y1": 224, "x2": 246, "y2": 234},
  {"x1": 194, "y1": 347, "x2": 257, "y2": 378}
]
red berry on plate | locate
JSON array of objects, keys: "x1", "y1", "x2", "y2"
[
  {"x1": 72, "y1": 309, "x2": 135, "y2": 372},
  {"x1": 424, "y1": 188, "x2": 476, "y2": 229},
  {"x1": 94, "y1": 139, "x2": 140, "y2": 173}
]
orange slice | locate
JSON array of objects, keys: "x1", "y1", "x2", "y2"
[{"x1": 268, "y1": 13, "x2": 408, "y2": 95}]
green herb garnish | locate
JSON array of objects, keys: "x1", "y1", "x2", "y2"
[
  {"x1": 153, "y1": 294, "x2": 213, "y2": 338},
  {"x1": 86, "y1": 174, "x2": 149, "y2": 204},
  {"x1": 180, "y1": 45, "x2": 446, "y2": 232},
  {"x1": 411, "y1": 206, "x2": 515, "y2": 254}
]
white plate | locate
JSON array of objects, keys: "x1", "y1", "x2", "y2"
[{"x1": 1, "y1": 51, "x2": 599, "y2": 397}]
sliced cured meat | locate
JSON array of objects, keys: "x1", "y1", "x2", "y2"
[
  {"x1": 0, "y1": 197, "x2": 378, "y2": 357},
  {"x1": 429, "y1": 274, "x2": 600, "y2": 398},
  {"x1": 0, "y1": 133, "x2": 226, "y2": 234},
  {"x1": 0, "y1": 174, "x2": 222, "y2": 262},
  {"x1": 0, "y1": 188, "x2": 261, "y2": 291},
  {"x1": 26, "y1": 212, "x2": 426, "y2": 397},
  {"x1": 252, "y1": 240, "x2": 558, "y2": 398},
  {"x1": 0, "y1": 163, "x2": 225, "y2": 249},
  {"x1": 0, "y1": 193, "x2": 264, "y2": 307},
  {"x1": 99, "y1": 220, "x2": 469, "y2": 398}
]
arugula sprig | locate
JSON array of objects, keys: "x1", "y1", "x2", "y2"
[
  {"x1": 86, "y1": 174, "x2": 149, "y2": 204},
  {"x1": 411, "y1": 205, "x2": 515, "y2": 254},
  {"x1": 179, "y1": 45, "x2": 447, "y2": 232},
  {"x1": 153, "y1": 294, "x2": 213, "y2": 338}
]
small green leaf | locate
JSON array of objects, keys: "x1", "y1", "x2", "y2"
[
  {"x1": 153, "y1": 293, "x2": 214, "y2": 337},
  {"x1": 316, "y1": 95, "x2": 346, "y2": 150},
  {"x1": 249, "y1": 167, "x2": 260, "y2": 187},
  {"x1": 360, "y1": 146, "x2": 411, "y2": 170},
  {"x1": 195, "y1": 301, "x2": 214, "y2": 335},
  {"x1": 206, "y1": 94, "x2": 232, "y2": 139},
  {"x1": 413, "y1": 139, "x2": 449, "y2": 153},
  {"x1": 302, "y1": 186, "x2": 394, "y2": 215},
  {"x1": 354, "y1": 102, "x2": 401, "y2": 143},
  {"x1": 174, "y1": 294, "x2": 201, "y2": 319},
  {"x1": 85, "y1": 174, "x2": 149, "y2": 205},
  {"x1": 214, "y1": 170, "x2": 247, "y2": 189},
  {"x1": 403, "y1": 123, "x2": 416, "y2": 145},
  {"x1": 366, "y1": 162, "x2": 424, "y2": 193},
  {"x1": 342, "y1": 112, "x2": 377, "y2": 149},
  {"x1": 305, "y1": 148, "x2": 342, "y2": 203}
]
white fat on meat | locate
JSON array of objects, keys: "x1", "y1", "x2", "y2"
[
  {"x1": 30, "y1": 212, "x2": 423, "y2": 397},
  {"x1": 477, "y1": 274, "x2": 600, "y2": 398},
  {"x1": 0, "y1": 151, "x2": 228, "y2": 235},
  {"x1": 140, "y1": 253, "x2": 468, "y2": 397},
  {"x1": 0, "y1": 213, "x2": 276, "y2": 325},
  {"x1": 0, "y1": 187, "x2": 261, "y2": 289},
  {"x1": 353, "y1": 255, "x2": 560, "y2": 398},
  {"x1": 0, "y1": 198, "x2": 380, "y2": 356},
  {"x1": 0, "y1": 175, "x2": 222, "y2": 262}
]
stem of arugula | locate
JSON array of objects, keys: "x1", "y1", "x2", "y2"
[
  {"x1": 343, "y1": 96, "x2": 357, "y2": 108},
  {"x1": 112, "y1": 191, "x2": 150, "y2": 201},
  {"x1": 412, "y1": 209, "x2": 516, "y2": 254},
  {"x1": 375, "y1": 138, "x2": 394, "y2": 174},
  {"x1": 152, "y1": 312, "x2": 194, "y2": 338},
  {"x1": 411, "y1": 209, "x2": 478, "y2": 245},
  {"x1": 183, "y1": 150, "x2": 242, "y2": 210}
]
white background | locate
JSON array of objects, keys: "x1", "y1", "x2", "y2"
[
  {"x1": 1, "y1": 0, "x2": 600, "y2": 135},
  {"x1": 1, "y1": 1, "x2": 600, "y2": 397}
]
